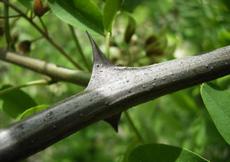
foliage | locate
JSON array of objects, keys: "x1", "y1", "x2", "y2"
[
  {"x1": 0, "y1": 0, "x2": 230, "y2": 162},
  {"x1": 0, "y1": 85, "x2": 37, "y2": 118},
  {"x1": 201, "y1": 83, "x2": 230, "y2": 144},
  {"x1": 48, "y1": 0, "x2": 104, "y2": 35},
  {"x1": 128, "y1": 144, "x2": 209, "y2": 162}
]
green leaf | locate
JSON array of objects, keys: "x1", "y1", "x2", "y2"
[
  {"x1": 201, "y1": 83, "x2": 230, "y2": 144},
  {"x1": 17, "y1": 104, "x2": 49, "y2": 120},
  {"x1": 0, "y1": 85, "x2": 37, "y2": 118},
  {"x1": 122, "y1": 0, "x2": 144, "y2": 12},
  {"x1": 128, "y1": 144, "x2": 209, "y2": 162},
  {"x1": 103, "y1": 0, "x2": 122, "y2": 32},
  {"x1": 48, "y1": 0, "x2": 104, "y2": 35},
  {"x1": 17, "y1": 0, "x2": 33, "y2": 9},
  {"x1": 124, "y1": 14, "x2": 136, "y2": 43}
]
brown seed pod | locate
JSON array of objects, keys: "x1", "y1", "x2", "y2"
[
  {"x1": 145, "y1": 43, "x2": 164, "y2": 57},
  {"x1": 145, "y1": 35, "x2": 158, "y2": 47},
  {"x1": 33, "y1": 0, "x2": 49, "y2": 17},
  {"x1": 18, "y1": 40, "x2": 31, "y2": 54}
]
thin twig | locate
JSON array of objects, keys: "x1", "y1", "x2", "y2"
[
  {"x1": 0, "y1": 79, "x2": 50, "y2": 96},
  {"x1": 0, "y1": 14, "x2": 21, "y2": 19},
  {"x1": 38, "y1": 17, "x2": 48, "y2": 34},
  {"x1": 0, "y1": 0, "x2": 84, "y2": 70},
  {"x1": 3, "y1": 0, "x2": 11, "y2": 50},
  {"x1": 124, "y1": 111, "x2": 145, "y2": 143},
  {"x1": 68, "y1": 25, "x2": 91, "y2": 71}
]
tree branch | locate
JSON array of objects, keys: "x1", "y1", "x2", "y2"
[
  {"x1": 0, "y1": 49, "x2": 90, "y2": 86},
  {"x1": 0, "y1": 46, "x2": 230, "y2": 161}
]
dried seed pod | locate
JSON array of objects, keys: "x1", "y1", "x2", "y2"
[
  {"x1": 145, "y1": 34, "x2": 168, "y2": 57},
  {"x1": 145, "y1": 35, "x2": 157, "y2": 47},
  {"x1": 18, "y1": 40, "x2": 31, "y2": 54},
  {"x1": 33, "y1": 0, "x2": 49, "y2": 17},
  {"x1": 145, "y1": 43, "x2": 164, "y2": 57}
]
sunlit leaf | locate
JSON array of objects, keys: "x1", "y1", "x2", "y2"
[
  {"x1": 48, "y1": 0, "x2": 104, "y2": 35},
  {"x1": 17, "y1": 104, "x2": 49, "y2": 120},
  {"x1": 128, "y1": 144, "x2": 209, "y2": 162},
  {"x1": 201, "y1": 83, "x2": 230, "y2": 144},
  {"x1": 0, "y1": 85, "x2": 37, "y2": 118}
]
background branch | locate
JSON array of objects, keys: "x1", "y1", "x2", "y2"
[
  {"x1": 0, "y1": 0, "x2": 84, "y2": 70},
  {"x1": 0, "y1": 79, "x2": 50, "y2": 96},
  {"x1": 3, "y1": 0, "x2": 11, "y2": 50},
  {"x1": 0, "y1": 49, "x2": 90, "y2": 86},
  {"x1": 68, "y1": 25, "x2": 91, "y2": 71},
  {"x1": 0, "y1": 45, "x2": 229, "y2": 161}
]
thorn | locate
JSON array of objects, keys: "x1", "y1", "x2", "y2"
[
  {"x1": 86, "y1": 31, "x2": 111, "y2": 65},
  {"x1": 104, "y1": 112, "x2": 121, "y2": 132}
]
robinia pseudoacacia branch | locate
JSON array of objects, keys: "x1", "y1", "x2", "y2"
[{"x1": 0, "y1": 34, "x2": 230, "y2": 161}]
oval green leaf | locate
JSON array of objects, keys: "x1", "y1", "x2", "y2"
[
  {"x1": 201, "y1": 83, "x2": 230, "y2": 144},
  {"x1": 17, "y1": 104, "x2": 49, "y2": 120},
  {"x1": 103, "y1": 0, "x2": 122, "y2": 32},
  {"x1": 0, "y1": 85, "x2": 37, "y2": 118},
  {"x1": 128, "y1": 144, "x2": 209, "y2": 162},
  {"x1": 48, "y1": 0, "x2": 104, "y2": 35}
]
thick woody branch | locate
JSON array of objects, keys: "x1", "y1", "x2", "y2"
[
  {"x1": 0, "y1": 46, "x2": 230, "y2": 161},
  {"x1": 0, "y1": 49, "x2": 90, "y2": 86}
]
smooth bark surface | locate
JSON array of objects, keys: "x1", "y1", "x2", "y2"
[
  {"x1": 0, "y1": 45, "x2": 230, "y2": 161},
  {"x1": 0, "y1": 49, "x2": 90, "y2": 86}
]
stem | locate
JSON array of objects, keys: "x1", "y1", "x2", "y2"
[
  {"x1": 0, "y1": 49, "x2": 90, "y2": 86},
  {"x1": 38, "y1": 17, "x2": 48, "y2": 34},
  {"x1": 1, "y1": 0, "x2": 84, "y2": 70},
  {"x1": 3, "y1": 0, "x2": 11, "y2": 50},
  {"x1": 68, "y1": 25, "x2": 91, "y2": 71},
  {"x1": 0, "y1": 79, "x2": 49, "y2": 96},
  {"x1": 105, "y1": 31, "x2": 111, "y2": 58},
  {"x1": 0, "y1": 14, "x2": 21, "y2": 19},
  {"x1": 124, "y1": 110, "x2": 144, "y2": 143}
]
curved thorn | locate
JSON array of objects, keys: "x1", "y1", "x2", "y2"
[
  {"x1": 104, "y1": 112, "x2": 122, "y2": 132},
  {"x1": 86, "y1": 31, "x2": 111, "y2": 65}
]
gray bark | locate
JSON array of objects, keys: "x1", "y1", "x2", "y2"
[
  {"x1": 0, "y1": 49, "x2": 90, "y2": 86},
  {"x1": 0, "y1": 45, "x2": 230, "y2": 161}
]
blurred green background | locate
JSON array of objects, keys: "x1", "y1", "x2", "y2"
[{"x1": 0, "y1": 0, "x2": 230, "y2": 162}]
